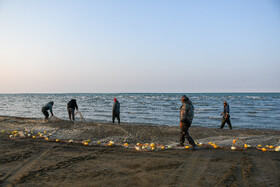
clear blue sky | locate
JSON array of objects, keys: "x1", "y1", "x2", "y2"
[{"x1": 0, "y1": 0, "x2": 279, "y2": 93}]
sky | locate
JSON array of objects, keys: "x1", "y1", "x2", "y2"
[{"x1": 0, "y1": 0, "x2": 279, "y2": 93}]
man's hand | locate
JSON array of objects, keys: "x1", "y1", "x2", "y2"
[
  {"x1": 220, "y1": 113, "x2": 223, "y2": 116},
  {"x1": 180, "y1": 122, "x2": 183, "y2": 128}
]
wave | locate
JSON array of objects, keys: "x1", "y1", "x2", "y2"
[
  {"x1": 245, "y1": 96, "x2": 261, "y2": 100},
  {"x1": 197, "y1": 108, "x2": 218, "y2": 111},
  {"x1": 208, "y1": 116, "x2": 221, "y2": 120}
]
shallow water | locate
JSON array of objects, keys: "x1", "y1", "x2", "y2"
[{"x1": 0, "y1": 93, "x2": 279, "y2": 130}]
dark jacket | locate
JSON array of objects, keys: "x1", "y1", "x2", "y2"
[
  {"x1": 223, "y1": 104, "x2": 230, "y2": 118},
  {"x1": 113, "y1": 101, "x2": 120, "y2": 115},
  {"x1": 67, "y1": 99, "x2": 78, "y2": 110},
  {"x1": 180, "y1": 100, "x2": 194, "y2": 123},
  {"x1": 42, "y1": 102, "x2": 54, "y2": 114}
]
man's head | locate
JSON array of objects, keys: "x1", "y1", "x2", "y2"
[
  {"x1": 50, "y1": 101, "x2": 54, "y2": 105},
  {"x1": 181, "y1": 95, "x2": 189, "y2": 103},
  {"x1": 223, "y1": 101, "x2": 227, "y2": 106},
  {"x1": 114, "y1": 98, "x2": 117, "y2": 102}
]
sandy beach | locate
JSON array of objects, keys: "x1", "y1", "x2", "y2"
[{"x1": 0, "y1": 116, "x2": 279, "y2": 186}]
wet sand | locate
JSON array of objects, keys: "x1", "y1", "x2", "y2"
[{"x1": 0, "y1": 116, "x2": 279, "y2": 186}]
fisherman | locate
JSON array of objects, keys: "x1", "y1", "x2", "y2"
[
  {"x1": 67, "y1": 99, "x2": 78, "y2": 121},
  {"x1": 178, "y1": 95, "x2": 198, "y2": 150},
  {"x1": 41, "y1": 101, "x2": 54, "y2": 120},
  {"x1": 112, "y1": 98, "x2": 120, "y2": 124},
  {"x1": 220, "y1": 101, "x2": 232, "y2": 129}
]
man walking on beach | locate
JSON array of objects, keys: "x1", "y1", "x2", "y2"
[
  {"x1": 67, "y1": 99, "x2": 78, "y2": 121},
  {"x1": 178, "y1": 95, "x2": 198, "y2": 150},
  {"x1": 112, "y1": 98, "x2": 120, "y2": 124},
  {"x1": 41, "y1": 101, "x2": 54, "y2": 120},
  {"x1": 220, "y1": 101, "x2": 232, "y2": 129}
]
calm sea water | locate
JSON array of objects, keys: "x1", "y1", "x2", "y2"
[{"x1": 0, "y1": 93, "x2": 279, "y2": 130}]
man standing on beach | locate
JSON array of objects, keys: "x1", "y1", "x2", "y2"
[
  {"x1": 41, "y1": 101, "x2": 54, "y2": 120},
  {"x1": 220, "y1": 101, "x2": 232, "y2": 129},
  {"x1": 179, "y1": 95, "x2": 198, "y2": 150},
  {"x1": 67, "y1": 99, "x2": 78, "y2": 121},
  {"x1": 112, "y1": 98, "x2": 120, "y2": 124}
]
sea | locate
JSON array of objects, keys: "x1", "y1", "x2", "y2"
[{"x1": 0, "y1": 93, "x2": 279, "y2": 130}]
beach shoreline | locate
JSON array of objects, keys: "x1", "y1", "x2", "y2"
[
  {"x1": 0, "y1": 116, "x2": 279, "y2": 186},
  {"x1": 0, "y1": 115, "x2": 279, "y2": 146}
]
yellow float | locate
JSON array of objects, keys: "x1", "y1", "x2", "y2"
[{"x1": 150, "y1": 143, "x2": 155, "y2": 147}]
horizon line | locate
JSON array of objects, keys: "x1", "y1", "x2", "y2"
[{"x1": 0, "y1": 92, "x2": 280, "y2": 94}]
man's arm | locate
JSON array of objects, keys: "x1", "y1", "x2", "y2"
[
  {"x1": 113, "y1": 103, "x2": 116, "y2": 114},
  {"x1": 224, "y1": 105, "x2": 229, "y2": 119},
  {"x1": 50, "y1": 106, "x2": 54, "y2": 116},
  {"x1": 224, "y1": 113, "x2": 228, "y2": 119},
  {"x1": 180, "y1": 104, "x2": 189, "y2": 122}
]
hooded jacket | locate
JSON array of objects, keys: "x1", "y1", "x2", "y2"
[
  {"x1": 113, "y1": 100, "x2": 120, "y2": 115},
  {"x1": 67, "y1": 99, "x2": 78, "y2": 110},
  {"x1": 180, "y1": 100, "x2": 194, "y2": 123},
  {"x1": 42, "y1": 102, "x2": 54, "y2": 114}
]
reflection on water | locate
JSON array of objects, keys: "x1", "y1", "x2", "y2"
[{"x1": 0, "y1": 93, "x2": 279, "y2": 130}]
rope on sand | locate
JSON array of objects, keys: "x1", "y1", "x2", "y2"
[
  {"x1": 49, "y1": 115, "x2": 63, "y2": 121},
  {"x1": 75, "y1": 111, "x2": 86, "y2": 121},
  {"x1": 48, "y1": 113, "x2": 85, "y2": 122},
  {"x1": 2, "y1": 130, "x2": 280, "y2": 152}
]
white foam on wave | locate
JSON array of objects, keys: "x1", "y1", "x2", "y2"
[{"x1": 256, "y1": 109, "x2": 271, "y2": 111}]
